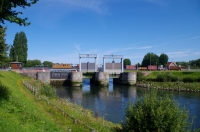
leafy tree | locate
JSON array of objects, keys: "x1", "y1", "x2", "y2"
[
  {"x1": 9, "y1": 31, "x2": 28, "y2": 66},
  {"x1": 141, "y1": 52, "x2": 159, "y2": 67},
  {"x1": 43, "y1": 61, "x2": 53, "y2": 67},
  {"x1": 0, "y1": 0, "x2": 39, "y2": 27},
  {"x1": 159, "y1": 53, "x2": 168, "y2": 67},
  {"x1": 189, "y1": 58, "x2": 200, "y2": 69},
  {"x1": 25, "y1": 59, "x2": 41, "y2": 67},
  {"x1": 176, "y1": 61, "x2": 189, "y2": 68},
  {"x1": 123, "y1": 59, "x2": 131, "y2": 68},
  {"x1": 0, "y1": 27, "x2": 9, "y2": 67},
  {"x1": 120, "y1": 90, "x2": 190, "y2": 132}
]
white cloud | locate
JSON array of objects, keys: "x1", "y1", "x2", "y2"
[
  {"x1": 167, "y1": 50, "x2": 190, "y2": 58},
  {"x1": 136, "y1": 46, "x2": 153, "y2": 49},
  {"x1": 74, "y1": 44, "x2": 81, "y2": 51},
  {"x1": 51, "y1": 0, "x2": 108, "y2": 14},
  {"x1": 193, "y1": 52, "x2": 200, "y2": 55}
]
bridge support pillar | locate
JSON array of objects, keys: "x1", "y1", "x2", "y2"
[
  {"x1": 70, "y1": 72, "x2": 82, "y2": 86},
  {"x1": 113, "y1": 72, "x2": 137, "y2": 85},
  {"x1": 90, "y1": 72, "x2": 109, "y2": 86}
]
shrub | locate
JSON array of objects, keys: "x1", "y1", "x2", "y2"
[
  {"x1": 0, "y1": 82, "x2": 11, "y2": 101},
  {"x1": 182, "y1": 76, "x2": 195, "y2": 82},
  {"x1": 166, "y1": 73, "x2": 178, "y2": 82},
  {"x1": 197, "y1": 76, "x2": 200, "y2": 82},
  {"x1": 156, "y1": 73, "x2": 166, "y2": 82},
  {"x1": 39, "y1": 84, "x2": 57, "y2": 98},
  {"x1": 137, "y1": 71, "x2": 144, "y2": 81},
  {"x1": 120, "y1": 90, "x2": 190, "y2": 132}
]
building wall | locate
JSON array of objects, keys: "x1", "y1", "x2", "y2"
[
  {"x1": 11, "y1": 63, "x2": 22, "y2": 69},
  {"x1": 81, "y1": 63, "x2": 96, "y2": 72}
]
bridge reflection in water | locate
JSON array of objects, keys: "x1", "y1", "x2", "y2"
[{"x1": 56, "y1": 79, "x2": 200, "y2": 129}]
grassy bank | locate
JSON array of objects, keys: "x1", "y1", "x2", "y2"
[
  {"x1": 136, "y1": 71, "x2": 200, "y2": 92},
  {"x1": 0, "y1": 71, "x2": 118, "y2": 131}
]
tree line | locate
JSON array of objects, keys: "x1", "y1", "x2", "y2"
[
  {"x1": 124, "y1": 53, "x2": 200, "y2": 69},
  {"x1": 124, "y1": 53, "x2": 168, "y2": 67}
]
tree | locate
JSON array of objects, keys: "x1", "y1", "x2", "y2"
[
  {"x1": 123, "y1": 59, "x2": 131, "y2": 68},
  {"x1": 25, "y1": 59, "x2": 41, "y2": 67},
  {"x1": 0, "y1": 27, "x2": 9, "y2": 67},
  {"x1": 9, "y1": 31, "x2": 28, "y2": 65},
  {"x1": 189, "y1": 58, "x2": 200, "y2": 69},
  {"x1": 176, "y1": 61, "x2": 189, "y2": 68},
  {"x1": 43, "y1": 61, "x2": 53, "y2": 67},
  {"x1": 159, "y1": 53, "x2": 168, "y2": 67},
  {"x1": 0, "y1": 0, "x2": 39, "y2": 27},
  {"x1": 141, "y1": 52, "x2": 159, "y2": 67},
  {"x1": 120, "y1": 90, "x2": 190, "y2": 132}
]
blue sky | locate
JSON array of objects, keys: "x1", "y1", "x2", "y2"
[{"x1": 4, "y1": 0, "x2": 200, "y2": 65}]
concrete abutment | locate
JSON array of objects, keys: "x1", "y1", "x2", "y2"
[
  {"x1": 21, "y1": 71, "x2": 137, "y2": 86},
  {"x1": 113, "y1": 72, "x2": 137, "y2": 86},
  {"x1": 90, "y1": 72, "x2": 109, "y2": 86}
]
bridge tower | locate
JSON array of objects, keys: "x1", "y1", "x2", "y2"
[
  {"x1": 79, "y1": 54, "x2": 97, "y2": 72},
  {"x1": 103, "y1": 54, "x2": 124, "y2": 73}
]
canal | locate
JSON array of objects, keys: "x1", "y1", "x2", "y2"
[{"x1": 56, "y1": 78, "x2": 200, "y2": 129}]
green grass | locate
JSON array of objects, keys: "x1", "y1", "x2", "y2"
[
  {"x1": 136, "y1": 71, "x2": 200, "y2": 91},
  {"x1": 0, "y1": 71, "x2": 118, "y2": 131},
  {"x1": 144, "y1": 71, "x2": 200, "y2": 82}
]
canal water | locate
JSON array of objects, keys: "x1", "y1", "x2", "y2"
[{"x1": 56, "y1": 78, "x2": 200, "y2": 129}]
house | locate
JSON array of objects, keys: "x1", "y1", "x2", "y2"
[
  {"x1": 166, "y1": 62, "x2": 180, "y2": 70},
  {"x1": 10, "y1": 62, "x2": 22, "y2": 70}
]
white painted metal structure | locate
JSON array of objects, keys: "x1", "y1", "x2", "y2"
[
  {"x1": 103, "y1": 55, "x2": 123, "y2": 73},
  {"x1": 79, "y1": 54, "x2": 97, "y2": 72}
]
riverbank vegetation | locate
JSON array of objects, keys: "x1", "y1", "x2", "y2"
[
  {"x1": 136, "y1": 71, "x2": 200, "y2": 92},
  {"x1": 0, "y1": 71, "x2": 117, "y2": 131},
  {"x1": 118, "y1": 90, "x2": 192, "y2": 132}
]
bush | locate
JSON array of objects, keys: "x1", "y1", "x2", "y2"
[
  {"x1": 120, "y1": 90, "x2": 190, "y2": 132},
  {"x1": 198, "y1": 76, "x2": 200, "y2": 82},
  {"x1": 39, "y1": 84, "x2": 57, "y2": 98},
  {"x1": 166, "y1": 73, "x2": 178, "y2": 82},
  {"x1": 156, "y1": 73, "x2": 166, "y2": 82},
  {"x1": 0, "y1": 82, "x2": 11, "y2": 101},
  {"x1": 182, "y1": 76, "x2": 195, "y2": 82},
  {"x1": 156, "y1": 72, "x2": 178, "y2": 82},
  {"x1": 137, "y1": 71, "x2": 144, "y2": 81}
]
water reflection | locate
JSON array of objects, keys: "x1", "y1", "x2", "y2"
[{"x1": 56, "y1": 78, "x2": 200, "y2": 129}]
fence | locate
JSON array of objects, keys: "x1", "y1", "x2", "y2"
[{"x1": 22, "y1": 80, "x2": 97, "y2": 132}]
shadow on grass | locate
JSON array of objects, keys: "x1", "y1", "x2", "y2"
[
  {"x1": 182, "y1": 72, "x2": 194, "y2": 75},
  {"x1": 0, "y1": 82, "x2": 11, "y2": 102},
  {"x1": 0, "y1": 73, "x2": 4, "y2": 77}
]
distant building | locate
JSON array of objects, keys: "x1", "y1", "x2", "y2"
[
  {"x1": 166, "y1": 62, "x2": 181, "y2": 70},
  {"x1": 10, "y1": 62, "x2": 22, "y2": 70}
]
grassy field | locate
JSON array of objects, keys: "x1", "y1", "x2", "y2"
[
  {"x1": 0, "y1": 71, "x2": 118, "y2": 132},
  {"x1": 135, "y1": 71, "x2": 200, "y2": 91}
]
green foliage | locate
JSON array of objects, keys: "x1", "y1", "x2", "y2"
[
  {"x1": 43, "y1": 61, "x2": 53, "y2": 67},
  {"x1": 189, "y1": 58, "x2": 200, "y2": 69},
  {"x1": 123, "y1": 59, "x2": 131, "y2": 68},
  {"x1": 0, "y1": 27, "x2": 9, "y2": 66},
  {"x1": 141, "y1": 52, "x2": 159, "y2": 67},
  {"x1": 156, "y1": 72, "x2": 178, "y2": 82},
  {"x1": 25, "y1": 59, "x2": 41, "y2": 67},
  {"x1": 176, "y1": 61, "x2": 189, "y2": 68},
  {"x1": 0, "y1": 81, "x2": 11, "y2": 101},
  {"x1": 0, "y1": 0, "x2": 39, "y2": 27},
  {"x1": 39, "y1": 83, "x2": 56, "y2": 98},
  {"x1": 9, "y1": 31, "x2": 28, "y2": 66},
  {"x1": 159, "y1": 53, "x2": 168, "y2": 66},
  {"x1": 121, "y1": 90, "x2": 190, "y2": 132},
  {"x1": 182, "y1": 76, "x2": 196, "y2": 83},
  {"x1": 137, "y1": 71, "x2": 144, "y2": 81}
]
